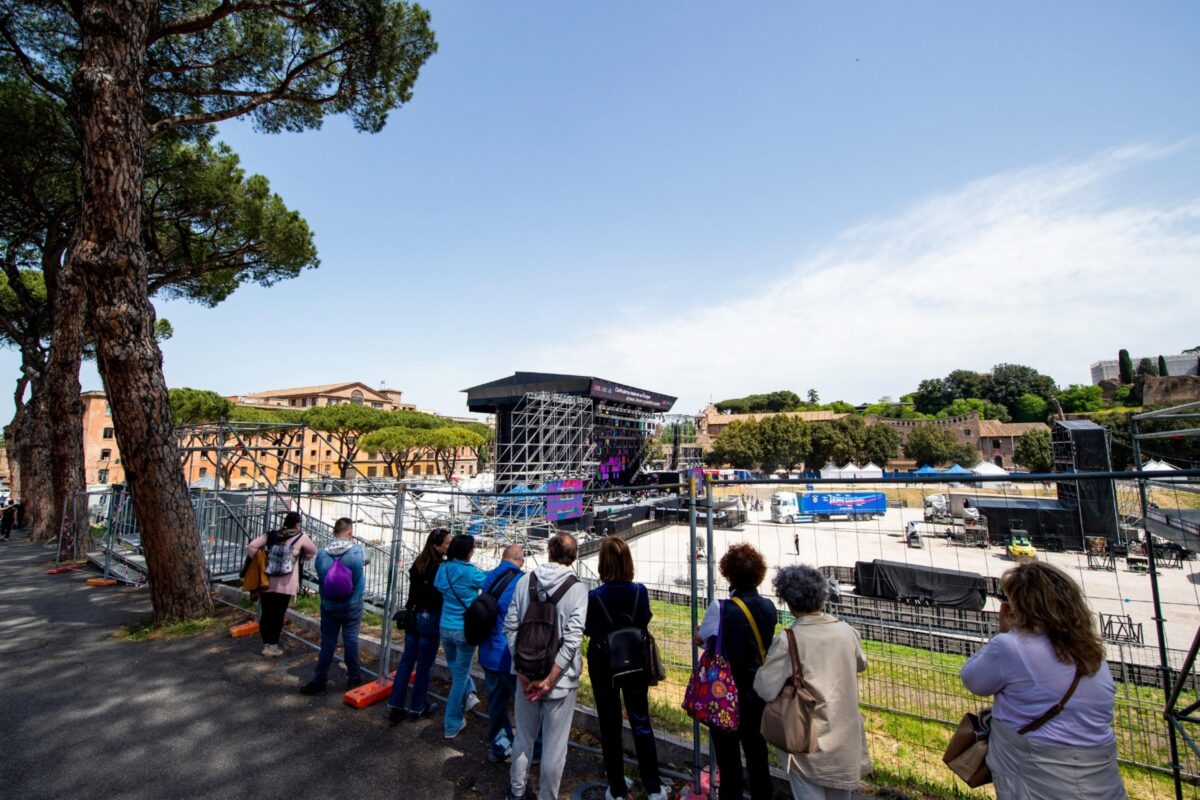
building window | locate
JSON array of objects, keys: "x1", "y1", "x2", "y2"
[
  {"x1": 104, "y1": 404, "x2": 112, "y2": 416},
  {"x1": 102, "y1": 427, "x2": 114, "y2": 439},
  {"x1": 199, "y1": 467, "x2": 208, "y2": 477},
  {"x1": 238, "y1": 483, "x2": 248, "y2": 489},
  {"x1": 992, "y1": 439, "x2": 1002, "y2": 450},
  {"x1": 100, "y1": 449, "x2": 112, "y2": 461},
  {"x1": 372, "y1": 402, "x2": 382, "y2": 409},
  {"x1": 962, "y1": 429, "x2": 971, "y2": 437},
  {"x1": 239, "y1": 466, "x2": 248, "y2": 476},
  {"x1": 367, "y1": 466, "x2": 377, "y2": 477},
  {"x1": 289, "y1": 399, "x2": 296, "y2": 406},
  {"x1": 310, "y1": 449, "x2": 316, "y2": 457},
  {"x1": 98, "y1": 468, "x2": 109, "y2": 483},
  {"x1": 325, "y1": 450, "x2": 332, "y2": 458},
  {"x1": 351, "y1": 390, "x2": 364, "y2": 406}
]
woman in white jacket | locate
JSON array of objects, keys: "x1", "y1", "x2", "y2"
[{"x1": 754, "y1": 565, "x2": 870, "y2": 800}]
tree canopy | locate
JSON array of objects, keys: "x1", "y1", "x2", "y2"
[
  {"x1": 904, "y1": 425, "x2": 977, "y2": 468},
  {"x1": 1014, "y1": 428, "x2": 1053, "y2": 472}
]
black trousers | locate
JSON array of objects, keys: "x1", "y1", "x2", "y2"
[
  {"x1": 259, "y1": 592, "x2": 292, "y2": 645},
  {"x1": 588, "y1": 658, "x2": 663, "y2": 796},
  {"x1": 710, "y1": 693, "x2": 772, "y2": 800}
]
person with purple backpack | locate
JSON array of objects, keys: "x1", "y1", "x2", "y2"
[{"x1": 299, "y1": 517, "x2": 371, "y2": 695}]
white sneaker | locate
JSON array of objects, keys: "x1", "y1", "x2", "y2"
[
  {"x1": 260, "y1": 645, "x2": 273, "y2": 658},
  {"x1": 645, "y1": 788, "x2": 670, "y2": 800},
  {"x1": 464, "y1": 692, "x2": 480, "y2": 714},
  {"x1": 604, "y1": 779, "x2": 632, "y2": 800}
]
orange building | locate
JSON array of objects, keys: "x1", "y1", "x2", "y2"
[{"x1": 82, "y1": 390, "x2": 126, "y2": 486}]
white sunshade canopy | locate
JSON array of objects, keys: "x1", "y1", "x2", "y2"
[{"x1": 971, "y1": 461, "x2": 1009, "y2": 476}]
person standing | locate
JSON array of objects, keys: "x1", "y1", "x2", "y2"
[
  {"x1": 478, "y1": 544, "x2": 526, "y2": 762},
  {"x1": 388, "y1": 527, "x2": 451, "y2": 724},
  {"x1": 693, "y1": 544, "x2": 779, "y2": 800},
  {"x1": 434, "y1": 533, "x2": 488, "y2": 739},
  {"x1": 793, "y1": 531, "x2": 800, "y2": 555},
  {"x1": 586, "y1": 537, "x2": 667, "y2": 800},
  {"x1": 299, "y1": 517, "x2": 370, "y2": 694},
  {"x1": 960, "y1": 562, "x2": 1126, "y2": 800},
  {"x1": 0, "y1": 497, "x2": 14, "y2": 541},
  {"x1": 755, "y1": 565, "x2": 870, "y2": 800},
  {"x1": 246, "y1": 511, "x2": 317, "y2": 658},
  {"x1": 504, "y1": 533, "x2": 589, "y2": 800}
]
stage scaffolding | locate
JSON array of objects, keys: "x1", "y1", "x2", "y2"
[{"x1": 495, "y1": 392, "x2": 594, "y2": 492}]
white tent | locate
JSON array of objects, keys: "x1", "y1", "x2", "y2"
[
  {"x1": 971, "y1": 461, "x2": 1009, "y2": 477},
  {"x1": 840, "y1": 462, "x2": 863, "y2": 478},
  {"x1": 1142, "y1": 460, "x2": 1185, "y2": 481},
  {"x1": 820, "y1": 462, "x2": 841, "y2": 480},
  {"x1": 859, "y1": 462, "x2": 884, "y2": 478}
]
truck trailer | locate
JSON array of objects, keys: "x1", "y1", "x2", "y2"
[{"x1": 771, "y1": 491, "x2": 888, "y2": 523}]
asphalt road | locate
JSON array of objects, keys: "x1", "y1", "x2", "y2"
[{"x1": 0, "y1": 530, "x2": 611, "y2": 800}]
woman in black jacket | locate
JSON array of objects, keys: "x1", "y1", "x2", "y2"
[
  {"x1": 693, "y1": 543, "x2": 779, "y2": 800},
  {"x1": 387, "y1": 528, "x2": 450, "y2": 725},
  {"x1": 586, "y1": 537, "x2": 666, "y2": 800}
]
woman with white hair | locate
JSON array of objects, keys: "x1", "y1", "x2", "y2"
[{"x1": 754, "y1": 565, "x2": 870, "y2": 800}]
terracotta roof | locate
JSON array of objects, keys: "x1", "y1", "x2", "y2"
[
  {"x1": 977, "y1": 420, "x2": 1048, "y2": 437},
  {"x1": 243, "y1": 382, "x2": 386, "y2": 400}
]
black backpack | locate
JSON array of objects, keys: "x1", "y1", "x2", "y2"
[
  {"x1": 594, "y1": 586, "x2": 649, "y2": 685},
  {"x1": 464, "y1": 569, "x2": 520, "y2": 646},
  {"x1": 513, "y1": 572, "x2": 579, "y2": 680}
]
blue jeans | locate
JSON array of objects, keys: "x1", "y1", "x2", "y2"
[
  {"x1": 314, "y1": 605, "x2": 362, "y2": 683},
  {"x1": 485, "y1": 668, "x2": 516, "y2": 756},
  {"x1": 441, "y1": 627, "x2": 477, "y2": 736},
  {"x1": 388, "y1": 611, "x2": 440, "y2": 712}
]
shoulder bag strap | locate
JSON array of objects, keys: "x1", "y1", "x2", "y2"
[
  {"x1": 731, "y1": 596, "x2": 766, "y2": 661},
  {"x1": 594, "y1": 589, "x2": 615, "y2": 627},
  {"x1": 785, "y1": 628, "x2": 806, "y2": 688},
  {"x1": 548, "y1": 574, "x2": 579, "y2": 604},
  {"x1": 1018, "y1": 667, "x2": 1085, "y2": 735},
  {"x1": 487, "y1": 569, "x2": 517, "y2": 598}
]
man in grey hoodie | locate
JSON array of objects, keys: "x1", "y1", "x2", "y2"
[{"x1": 503, "y1": 533, "x2": 588, "y2": 800}]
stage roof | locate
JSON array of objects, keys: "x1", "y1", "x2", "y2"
[{"x1": 464, "y1": 371, "x2": 676, "y2": 413}]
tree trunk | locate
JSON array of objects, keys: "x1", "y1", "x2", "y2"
[
  {"x1": 71, "y1": 0, "x2": 212, "y2": 620},
  {"x1": 43, "y1": 254, "x2": 90, "y2": 554},
  {"x1": 9, "y1": 394, "x2": 55, "y2": 540}
]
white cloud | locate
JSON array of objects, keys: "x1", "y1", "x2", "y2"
[{"x1": 528, "y1": 144, "x2": 1200, "y2": 412}]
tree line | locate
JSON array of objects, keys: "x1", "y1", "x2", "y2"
[
  {"x1": 1, "y1": 2, "x2": 437, "y2": 621},
  {"x1": 169, "y1": 388, "x2": 489, "y2": 484}
]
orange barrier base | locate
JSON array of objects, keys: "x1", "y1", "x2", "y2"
[
  {"x1": 86, "y1": 577, "x2": 118, "y2": 587},
  {"x1": 230, "y1": 621, "x2": 260, "y2": 638},
  {"x1": 344, "y1": 678, "x2": 394, "y2": 709},
  {"x1": 47, "y1": 564, "x2": 84, "y2": 575}
]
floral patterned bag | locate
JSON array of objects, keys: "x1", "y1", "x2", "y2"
[{"x1": 682, "y1": 600, "x2": 740, "y2": 731}]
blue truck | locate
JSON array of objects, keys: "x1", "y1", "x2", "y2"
[{"x1": 770, "y1": 491, "x2": 888, "y2": 523}]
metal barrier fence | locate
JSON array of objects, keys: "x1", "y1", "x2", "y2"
[{"x1": 66, "y1": 469, "x2": 1200, "y2": 799}]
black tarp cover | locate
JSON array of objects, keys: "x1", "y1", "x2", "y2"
[{"x1": 853, "y1": 559, "x2": 987, "y2": 611}]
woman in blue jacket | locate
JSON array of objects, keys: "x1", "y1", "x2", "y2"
[{"x1": 434, "y1": 534, "x2": 487, "y2": 739}]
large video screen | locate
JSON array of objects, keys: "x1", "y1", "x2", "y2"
[{"x1": 545, "y1": 479, "x2": 584, "y2": 521}]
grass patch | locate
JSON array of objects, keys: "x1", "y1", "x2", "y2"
[
  {"x1": 115, "y1": 615, "x2": 224, "y2": 641},
  {"x1": 290, "y1": 592, "x2": 385, "y2": 629}
]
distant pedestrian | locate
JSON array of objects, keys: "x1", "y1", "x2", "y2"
[
  {"x1": 0, "y1": 497, "x2": 14, "y2": 541},
  {"x1": 435, "y1": 534, "x2": 488, "y2": 739},
  {"x1": 505, "y1": 533, "x2": 589, "y2": 800},
  {"x1": 300, "y1": 517, "x2": 370, "y2": 695},
  {"x1": 13, "y1": 498, "x2": 24, "y2": 530},
  {"x1": 794, "y1": 532, "x2": 800, "y2": 555},
  {"x1": 478, "y1": 544, "x2": 526, "y2": 762},
  {"x1": 586, "y1": 537, "x2": 667, "y2": 800},
  {"x1": 246, "y1": 511, "x2": 317, "y2": 658},
  {"x1": 388, "y1": 527, "x2": 451, "y2": 725}
]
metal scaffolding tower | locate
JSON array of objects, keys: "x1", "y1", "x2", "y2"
[{"x1": 495, "y1": 392, "x2": 594, "y2": 492}]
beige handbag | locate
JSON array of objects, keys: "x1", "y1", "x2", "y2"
[{"x1": 759, "y1": 628, "x2": 819, "y2": 754}]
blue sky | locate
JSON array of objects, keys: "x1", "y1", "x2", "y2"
[{"x1": 4, "y1": 1, "x2": 1198, "y2": 420}]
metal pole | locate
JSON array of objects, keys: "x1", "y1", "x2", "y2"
[
  {"x1": 688, "y1": 475, "x2": 702, "y2": 794},
  {"x1": 1131, "y1": 418, "x2": 1183, "y2": 800},
  {"x1": 377, "y1": 487, "x2": 406, "y2": 685},
  {"x1": 704, "y1": 478, "x2": 717, "y2": 800},
  {"x1": 102, "y1": 490, "x2": 117, "y2": 579}
]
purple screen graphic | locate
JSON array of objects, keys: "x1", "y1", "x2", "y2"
[{"x1": 545, "y1": 479, "x2": 584, "y2": 521}]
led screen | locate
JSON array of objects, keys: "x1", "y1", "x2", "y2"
[{"x1": 545, "y1": 478, "x2": 584, "y2": 521}]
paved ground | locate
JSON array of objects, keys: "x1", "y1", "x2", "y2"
[{"x1": 0, "y1": 529, "x2": 617, "y2": 800}]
